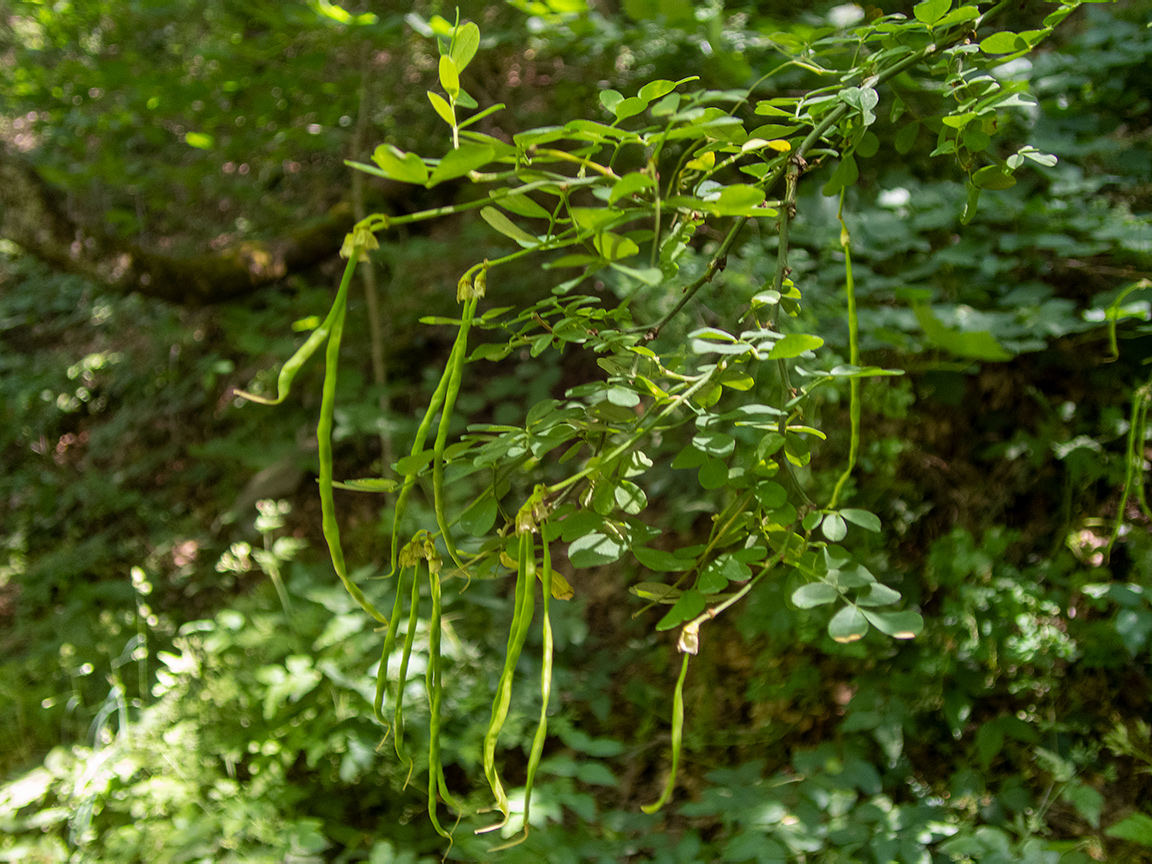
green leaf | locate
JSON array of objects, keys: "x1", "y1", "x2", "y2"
[
  {"x1": 856, "y1": 583, "x2": 901, "y2": 607},
  {"x1": 692, "y1": 430, "x2": 735, "y2": 458},
  {"x1": 371, "y1": 144, "x2": 429, "y2": 184},
  {"x1": 1106, "y1": 813, "x2": 1152, "y2": 846},
  {"x1": 972, "y1": 164, "x2": 1016, "y2": 190},
  {"x1": 754, "y1": 481, "x2": 788, "y2": 509},
  {"x1": 976, "y1": 720, "x2": 1005, "y2": 768},
  {"x1": 568, "y1": 531, "x2": 629, "y2": 568},
  {"x1": 656, "y1": 588, "x2": 707, "y2": 631},
  {"x1": 559, "y1": 510, "x2": 604, "y2": 543},
  {"x1": 840, "y1": 509, "x2": 882, "y2": 532},
  {"x1": 395, "y1": 449, "x2": 435, "y2": 476},
  {"x1": 594, "y1": 232, "x2": 640, "y2": 261},
  {"x1": 615, "y1": 480, "x2": 647, "y2": 514},
  {"x1": 861, "y1": 609, "x2": 923, "y2": 638},
  {"x1": 438, "y1": 55, "x2": 460, "y2": 100},
  {"x1": 609, "y1": 172, "x2": 655, "y2": 205},
  {"x1": 454, "y1": 88, "x2": 478, "y2": 110},
  {"x1": 1019, "y1": 146, "x2": 1058, "y2": 167},
  {"x1": 689, "y1": 327, "x2": 752, "y2": 355},
  {"x1": 913, "y1": 0, "x2": 951, "y2": 26},
  {"x1": 719, "y1": 368, "x2": 755, "y2": 390},
  {"x1": 592, "y1": 480, "x2": 618, "y2": 516},
  {"x1": 639, "y1": 77, "x2": 696, "y2": 103},
  {"x1": 980, "y1": 31, "x2": 1027, "y2": 55},
  {"x1": 698, "y1": 457, "x2": 729, "y2": 490},
  {"x1": 496, "y1": 192, "x2": 552, "y2": 219},
  {"x1": 575, "y1": 761, "x2": 619, "y2": 787},
  {"x1": 634, "y1": 547, "x2": 694, "y2": 571},
  {"x1": 937, "y1": 5, "x2": 980, "y2": 26},
  {"x1": 840, "y1": 87, "x2": 879, "y2": 125},
  {"x1": 427, "y1": 144, "x2": 494, "y2": 186},
  {"x1": 792, "y1": 582, "x2": 839, "y2": 608},
  {"x1": 698, "y1": 554, "x2": 751, "y2": 593},
  {"x1": 427, "y1": 90, "x2": 455, "y2": 125},
  {"x1": 768, "y1": 333, "x2": 824, "y2": 359},
  {"x1": 961, "y1": 181, "x2": 982, "y2": 225},
  {"x1": 600, "y1": 89, "x2": 624, "y2": 113},
  {"x1": 605, "y1": 385, "x2": 641, "y2": 407},
  {"x1": 895, "y1": 122, "x2": 919, "y2": 154},
  {"x1": 942, "y1": 111, "x2": 977, "y2": 130},
  {"x1": 468, "y1": 342, "x2": 513, "y2": 362},
  {"x1": 829, "y1": 606, "x2": 869, "y2": 643},
  {"x1": 630, "y1": 581, "x2": 682, "y2": 603},
  {"x1": 962, "y1": 127, "x2": 991, "y2": 152},
  {"x1": 449, "y1": 21, "x2": 480, "y2": 73},
  {"x1": 480, "y1": 206, "x2": 538, "y2": 245},
  {"x1": 614, "y1": 96, "x2": 648, "y2": 121},
  {"x1": 671, "y1": 444, "x2": 706, "y2": 470},
  {"x1": 821, "y1": 513, "x2": 848, "y2": 542},
  {"x1": 822, "y1": 153, "x2": 859, "y2": 196},
  {"x1": 458, "y1": 496, "x2": 497, "y2": 537},
  {"x1": 569, "y1": 207, "x2": 621, "y2": 232},
  {"x1": 914, "y1": 305, "x2": 1013, "y2": 361},
  {"x1": 1062, "y1": 783, "x2": 1104, "y2": 829},
  {"x1": 710, "y1": 185, "x2": 770, "y2": 216}
]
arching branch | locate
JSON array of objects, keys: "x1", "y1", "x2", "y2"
[{"x1": 0, "y1": 147, "x2": 353, "y2": 305}]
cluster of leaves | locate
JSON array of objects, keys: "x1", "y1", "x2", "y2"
[
  {"x1": 3, "y1": 0, "x2": 1152, "y2": 862},
  {"x1": 228, "y1": 0, "x2": 1152, "y2": 849}
]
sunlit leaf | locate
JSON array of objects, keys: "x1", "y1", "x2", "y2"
[
  {"x1": 861, "y1": 609, "x2": 923, "y2": 638},
  {"x1": 980, "y1": 31, "x2": 1028, "y2": 55},
  {"x1": 427, "y1": 90, "x2": 455, "y2": 126},
  {"x1": 480, "y1": 206, "x2": 538, "y2": 245},
  {"x1": 427, "y1": 144, "x2": 494, "y2": 186},
  {"x1": 821, "y1": 512, "x2": 847, "y2": 542},
  {"x1": 692, "y1": 430, "x2": 735, "y2": 458},
  {"x1": 829, "y1": 605, "x2": 869, "y2": 642},
  {"x1": 768, "y1": 333, "x2": 824, "y2": 359},
  {"x1": 913, "y1": 0, "x2": 951, "y2": 26},
  {"x1": 438, "y1": 55, "x2": 460, "y2": 101},
  {"x1": 449, "y1": 21, "x2": 480, "y2": 73},
  {"x1": 792, "y1": 582, "x2": 840, "y2": 608},
  {"x1": 856, "y1": 583, "x2": 901, "y2": 607},
  {"x1": 371, "y1": 144, "x2": 429, "y2": 184},
  {"x1": 569, "y1": 531, "x2": 629, "y2": 567}
]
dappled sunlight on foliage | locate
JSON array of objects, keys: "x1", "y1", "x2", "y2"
[{"x1": 2, "y1": 1, "x2": 1151, "y2": 862}]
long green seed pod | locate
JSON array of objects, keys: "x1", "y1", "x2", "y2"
[
  {"x1": 388, "y1": 340, "x2": 460, "y2": 574},
  {"x1": 233, "y1": 253, "x2": 357, "y2": 406},
  {"x1": 374, "y1": 563, "x2": 411, "y2": 726},
  {"x1": 477, "y1": 528, "x2": 535, "y2": 834},
  {"x1": 393, "y1": 561, "x2": 422, "y2": 771},
  {"x1": 432, "y1": 295, "x2": 479, "y2": 573},
  {"x1": 317, "y1": 257, "x2": 388, "y2": 623},
  {"x1": 641, "y1": 652, "x2": 690, "y2": 814},
  {"x1": 426, "y1": 550, "x2": 455, "y2": 843},
  {"x1": 492, "y1": 533, "x2": 554, "y2": 850}
]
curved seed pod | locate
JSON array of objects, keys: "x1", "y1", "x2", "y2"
[{"x1": 477, "y1": 527, "x2": 535, "y2": 834}]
